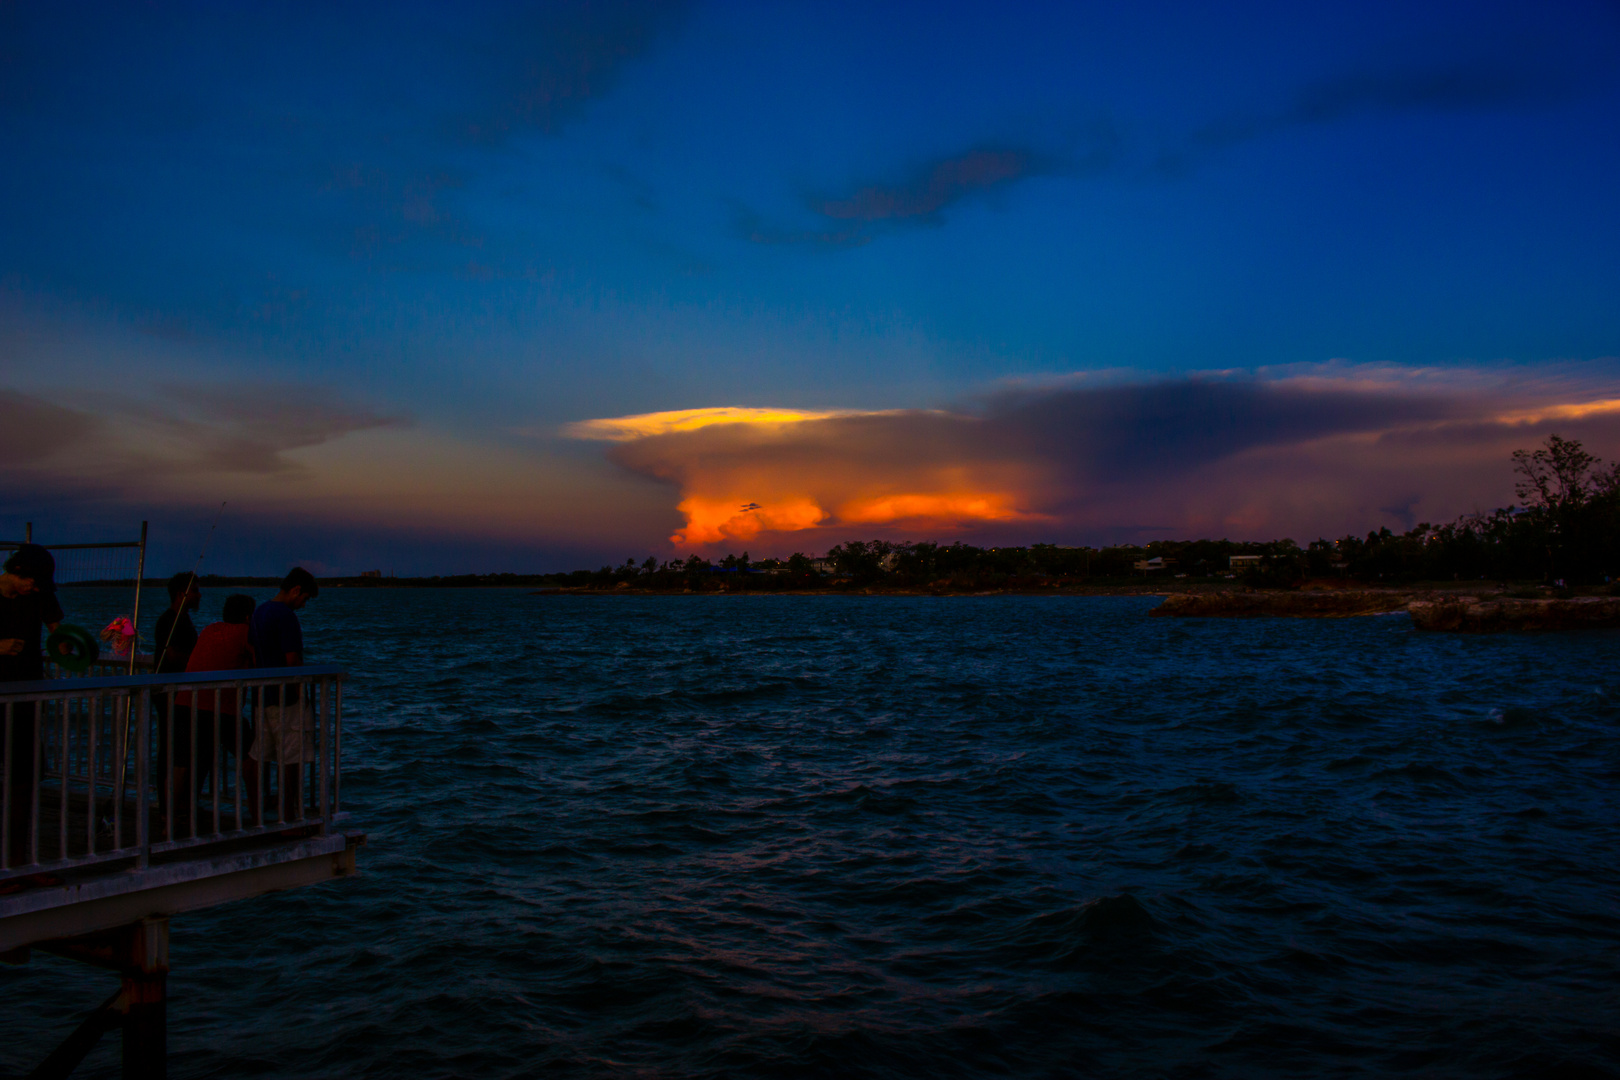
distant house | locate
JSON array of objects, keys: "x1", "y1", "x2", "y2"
[
  {"x1": 1133, "y1": 556, "x2": 1171, "y2": 572},
  {"x1": 809, "y1": 559, "x2": 836, "y2": 575},
  {"x1": 879, "y1": 552, "x2": 900, "y2": 571},
  {"x1": 1229, "y1": 555, "x2": 1262, "y2": 570}
]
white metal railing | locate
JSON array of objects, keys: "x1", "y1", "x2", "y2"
[{"x1": 1, "y1": 666, "x2": 344, "y2": 879}]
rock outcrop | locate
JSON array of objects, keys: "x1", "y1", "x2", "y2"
[
  {"x1": 1150, "y1": 591, "x2": 1409, "y2": 619},
  {"x1": 1407, "y1": 596, "x2": 1620, "y2": 632}
]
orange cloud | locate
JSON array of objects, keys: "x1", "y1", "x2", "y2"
[
  {"x1": 673, "y1": 496, "x2": 827, "y2": 546},
  {"x1": 839, "y1": 491, "x2": 1036, "y2": 525},
  {"x1": 1493, "y1": 398, "x2": 1620, "y2": 424},
  {"x1": 584, "y1": 405, "x2": 1049, "y2": 547},
  {"x1": 563, "y1": 406, "x2": 870, "y2": 441},
  {"x1": 669, "y1": 489, "x2": 1039, "y2": 546}
]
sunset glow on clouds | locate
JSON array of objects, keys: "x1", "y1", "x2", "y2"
[
  {"x1": 586, "y1": 404, "x2": 1050, "y2": 546},
  {"x1": 574, "y1": 364, "x2": 1620, "y2": 553}
]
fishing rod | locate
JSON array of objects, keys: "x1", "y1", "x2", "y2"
[{"x1": 118, "y1": 502, "x2": 228, "y2": 801}]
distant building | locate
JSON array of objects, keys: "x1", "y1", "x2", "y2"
[
  {"x1": 809, "y1": 559, "x2": 836, "y2": 575},
  {"x1": 1229, "y1": 555, "x2": 1262, "y2": 570},
  {"x1": 1133, "y1": 556, "x2": 1171, "y2": 572},
  {"x1": 879, "y1": 552, "x2": 900, "y2": 571},
  {"x1": 360, "y1": 569, "x2": 382, "y2": 578}
]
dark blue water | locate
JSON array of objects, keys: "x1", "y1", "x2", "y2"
[{"x1": 5, "y1": 591, "x2": 1619, "y2": 1078}]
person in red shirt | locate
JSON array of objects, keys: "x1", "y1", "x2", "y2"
[{"x1": 170, "y1": 594, "x2": 258, "y2": 835}]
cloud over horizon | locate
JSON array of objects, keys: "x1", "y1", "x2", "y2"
[
  {"x1": 0, "y1": 381, "x2": 675, "y2": 575},
  {"x1": 0, "y1": 385, "x2": 405, "y2": 497},
  {"x1": 576, "y1": 365, "x2": 1620, "y2": 551}
]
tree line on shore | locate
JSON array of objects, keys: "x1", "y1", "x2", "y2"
[{"x1": 551, "y1": 435, "x2": 1620, "y2": 591}]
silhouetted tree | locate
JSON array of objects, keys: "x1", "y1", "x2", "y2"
[{"x1": 1510, "y1": 433, "x2": 1620, "y2": 582}]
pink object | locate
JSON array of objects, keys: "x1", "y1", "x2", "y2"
[{"x1": 100, "y1": 616, "x2": 137, "y2": 658}]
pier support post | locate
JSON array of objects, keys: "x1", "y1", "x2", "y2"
[
  {"x1": 31, "y1": 916, "x2": 170, "y2": 1079},
  {"x1": 118, "y1": 919, "x2": 168, "y2": 1079}
]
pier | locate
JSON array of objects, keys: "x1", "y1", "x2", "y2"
[{"x1": 1, "y1": 664, "x2": 359, "y2": 1078}]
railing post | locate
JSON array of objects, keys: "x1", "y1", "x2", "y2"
[
  {"x1": 58, "y1": 695, "x2": 69, "y2": 861},
  {"x1": 165, "y1": 690, "x2": 175, "y2": 845},
  {"x1": 233, "y1": 679, "x2": 244, "y2": 833},
  {"x1": 86, "y1": 692, "x2": 98, "y2": 857},
  {"x1": 333, "y1": 678, "x2": 342, "y2": 817},
  {"x1": 112, "y1": 694, "x2": 127, "y2": 847},
  {"x1": 297, "y1": 678, "x2": 305, "y2": 821},
  {"x1": 318, "y1": 677, "x2": 330, "y2": 830},
  {"x1": 31, "y1": 698, "x2": 41, "y2": 866},
  {"x1": 2, "y1": 701, "x2": 11, "y2": 869},
  {"x1": 135, "y1": 687, "x2": 150, "y2": 869},
  {"x1": 186, "y1": 690, "x2": 196, "y2": 842},
  {"x1": 252, "y1": 685, "x2": 263, "y2": 831},
  {"x1": 212, "y1": 686, "x2": 222, "y2": 839}
]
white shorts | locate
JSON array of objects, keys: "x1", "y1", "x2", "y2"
[{"x1": 252, "y1": 703, "x2": 319, "y2": 764}]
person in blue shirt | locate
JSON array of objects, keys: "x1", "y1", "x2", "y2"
[{"x1": 248, "y1": 567, "x2": 318, "y2": 822}]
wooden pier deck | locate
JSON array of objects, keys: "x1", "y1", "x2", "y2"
[{"x1": 1, "y1": 827, "x2": 362, "y2": 954}]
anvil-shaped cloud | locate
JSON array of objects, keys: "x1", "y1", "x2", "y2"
[{"x1": 573, "y1": 367, "x2": 1620, "y2": 550}]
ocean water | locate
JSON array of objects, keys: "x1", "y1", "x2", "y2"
[{"x1": 3, "y1": 589, "x2": 1619, "y2": 1079}]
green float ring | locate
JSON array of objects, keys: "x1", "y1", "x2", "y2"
[{"x1": 46, "y1": 624, "x2": 100, "y2": 673}]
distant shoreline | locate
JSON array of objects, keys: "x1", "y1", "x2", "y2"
[
  {"x1": 58, "y1": 578, "x2": 1600, "y2": 604},
  {"x1": 526, "y1": 582, "x2": 1530, "y2": 599},
  {"x1": 59, "y1": 578, "x2": 1619, "y2": 630}
]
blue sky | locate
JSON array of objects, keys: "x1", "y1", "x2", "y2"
[{"x1": 4, "y1": 1, "x2": 1620, "y2": 572}]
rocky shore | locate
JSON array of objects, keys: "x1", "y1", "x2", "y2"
[
  {"x1": 1151, "y1": 590, "x2": 1620, "y2": 631},
  {"x1": 1406, "y1": 596, "x2": 1620, "y2": 632},
  {"x1": 1149, "y1": 591, "x2": 1410, "y2": 619}
]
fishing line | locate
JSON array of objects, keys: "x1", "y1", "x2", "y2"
[{"x1": 156, "y1": 500, "x2": 229, "y2": 666}]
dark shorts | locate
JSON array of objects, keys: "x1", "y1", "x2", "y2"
[{"x1": 159, "y1": 706, "x2": 255, "y2": 770}]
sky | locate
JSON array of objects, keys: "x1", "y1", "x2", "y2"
[{"x1": 4, "y1": 1, "x2": 1620, "y2": 574}]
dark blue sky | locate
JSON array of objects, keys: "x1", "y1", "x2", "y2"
[{"x1": 5, "y1": 2, "x2": 1620, "y2": 572}]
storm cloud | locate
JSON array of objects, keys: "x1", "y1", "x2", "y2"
[{"x1": 578, "y1": 368, "x2": 1620, "y2": 550}]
